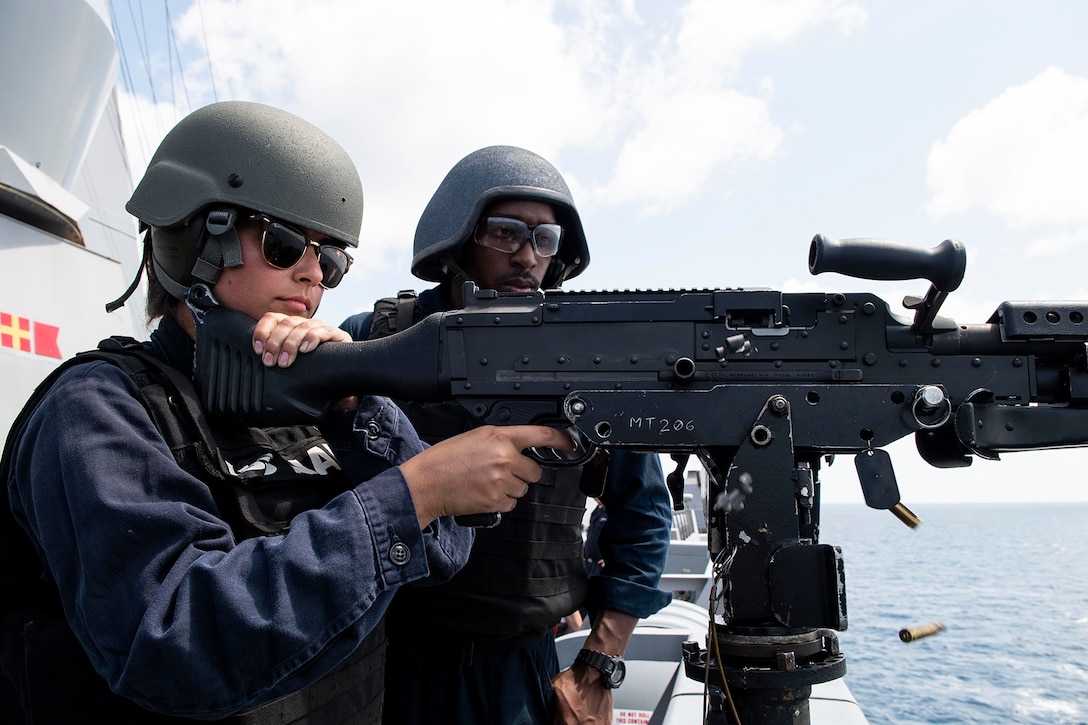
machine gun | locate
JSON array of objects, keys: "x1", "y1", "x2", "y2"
[{"x1": 190, "y1": 236, "x2": 1088, "y2": 724}]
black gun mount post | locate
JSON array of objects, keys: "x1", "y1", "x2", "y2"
[
  {"x1": 682, "y1": 237, "x2": 973, "y2": 724},
  {"x1": 681, "y1": 398, "x2": 848, "y2": 725}
]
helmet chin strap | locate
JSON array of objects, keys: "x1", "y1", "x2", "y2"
[
  {"x1": 153, "y1": 255, "x2": 191, "y2": 299},
  {"x1": 439, "y1": 250, "x2": 473, "y2": 293},
  {"x1": 110, "y1": 207, "x2": 248, "y2": 311},
  {"x1": 439, "y1": 250, "x2": 469, "y2": 279},
  {"x1": 105, "y1": 230, "x2": 152, "y2": 313},
  {"x1": 190, "y1": 207, "x2": 244, "y2": 287},
  {"x1": 542, "y1": 258, "x2": 566, "y2": 289}
]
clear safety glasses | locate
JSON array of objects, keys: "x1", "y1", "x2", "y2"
[{"x1": 474, "y1": 217, "x2": 563, "y2": 257}]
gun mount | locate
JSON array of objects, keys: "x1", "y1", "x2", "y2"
[{"x1": 191, "y1": 236, "x2": 1088, "y2": 724}]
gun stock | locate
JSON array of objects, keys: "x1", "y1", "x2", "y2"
[{"x1": 191, "y1": 291, "x2": 448, "y2": 425}]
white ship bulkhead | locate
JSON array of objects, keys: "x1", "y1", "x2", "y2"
[{"x1": 0, "y1": 0, "x2": 143, "y2": 436}]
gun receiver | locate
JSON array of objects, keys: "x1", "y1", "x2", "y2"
[
  {"x1": 191, "y1": 236, "x2": 1088, "y2": 725},
  {"x1": 191, "y1": 241, "x2": 1088, "y2": 462}
]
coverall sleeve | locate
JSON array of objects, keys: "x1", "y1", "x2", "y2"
[
  {"x1": 590, "y1": 450, "x2": 673, "y2": 618},
  {"x1": 339, "y1": 310, "x2": 373, "y2": 340},
  {"x1": 6, "y1": 361, "x2": 471, "y2": 719}
]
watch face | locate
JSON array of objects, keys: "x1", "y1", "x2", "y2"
[
  {"x1": 608, "y1": 659, "x2": 626, "y2": 687},
  {"x1": 577, "y1": 649, "x2": 626, "y2": 688}
]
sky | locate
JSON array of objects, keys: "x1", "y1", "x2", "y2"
[{"x1": 108, "y1": 0, "x2": 1088, "y2": 505}]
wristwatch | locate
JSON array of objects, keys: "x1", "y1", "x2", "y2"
[{"x1": 574, "y1": 648, "x2": 626, "y2": 688}]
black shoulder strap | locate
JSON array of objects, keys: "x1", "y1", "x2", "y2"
[
  {"x1": 1, "y1": 337, "x2": 225, "y2": 491},
  {"x1": 368, "y1": 289, "x2": 419, "y2": 340},
  {"x1": 99, "y1": 340, "x2": 228, "y2": 480}
]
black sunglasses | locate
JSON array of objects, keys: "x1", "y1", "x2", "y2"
[{"x1": 249, "y1": 214, "x2": 353, "y2": 289}]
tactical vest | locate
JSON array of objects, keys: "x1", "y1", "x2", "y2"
[
  {"x1": 0, "y1": 338, "x2": 384, "y2": 723},
  {"x1": 370, "y1": 293, "x2": 596, "y2": 645}
]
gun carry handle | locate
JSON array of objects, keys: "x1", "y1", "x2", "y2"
[{"x1": 809, "y1": 235, "x2": 966, "y2": 293}]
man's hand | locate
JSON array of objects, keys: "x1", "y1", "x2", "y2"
[
  {"x1": 552, "y1": 666, "x2": 612, "y2": 724},
  {"x1": 552, "y1": 610, "x2": 638, "y2": 724},
  {"x1": 400, "y1": 425, "x2": 574, "y2": 529},
  {"x1": 251, "y1": 313, "x2": 351, "y2": 367}
]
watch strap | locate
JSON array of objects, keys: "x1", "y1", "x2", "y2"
[{"x1": 574, "y1": 648, "x2": 624, "y2": 688}]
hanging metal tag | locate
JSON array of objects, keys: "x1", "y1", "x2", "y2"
[{"x1": 855, "y1": 448, "x2": 900, "y2": 510}]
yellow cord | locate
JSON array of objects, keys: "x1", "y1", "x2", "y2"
[
  {"x1": 709, "y1": 615, "x2": 742, "y2": 725},
  {"x1": 705, "y1": 546, "x2": 743, "y2": 725}
]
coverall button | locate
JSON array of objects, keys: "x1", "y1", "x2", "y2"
[
  {"x1": 365, "y1": 421, "x2": 381, "y2": 439},
  {"x1": 389, "y1": 542, "x2": 411, "y2": 565}
]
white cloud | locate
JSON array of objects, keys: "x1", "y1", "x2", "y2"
[
  {"x1": 584, "y1": 0, "x2": 866, "y2": 210},
  {"x1": 592, "y1": 89, "x2": 782, "y2": 213},
  {"x1": 676, "y1": 0, "x2": 866, "y2": 79},
  {"x1": 116, "y1": 93, "x2": 179, "y2": 187},
  {"x1": 118, "y1": 0, "x2": 867, "y2": 278},
  {"x1": 1023, "y1": 225, "x2": 1088, "y2": 258},
  {"x1": 122, "y1": 3, "x2": 884, "y2": 291},
  {"x1": 926, "y1": 67, "x2": 1088, "y2": 233},
  {"x1": 157, "y1": 0, "x2": 620, "y2": 271},
  {"x1": 175, "y1": 0, "x2": 605, "y2": 155}
]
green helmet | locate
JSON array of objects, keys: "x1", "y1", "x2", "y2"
[
  {"x1": 411, "y1": 145, "x2": 589, "y2": 288},
  {"x1": 125, "y1": 101, "x2": 362, "y2": 299}
]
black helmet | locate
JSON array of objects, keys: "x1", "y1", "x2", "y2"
[
  {"x1": 125, "y1": 101, "x2": 362, "y2": 299},
  {"x1": 411, "y1": 145, "x2": 589, "y2": 288}
]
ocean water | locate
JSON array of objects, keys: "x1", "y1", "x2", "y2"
[{"x1": 819, "y1": 503, "x2": 1088, "y2": 725}]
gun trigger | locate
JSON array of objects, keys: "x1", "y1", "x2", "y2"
[
  {"x1": 527, "y1": 426, "x2": 597, "y2": 467},
  {"x1": 855, "y1": 448, "x2": 901, "y2": 510}
]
